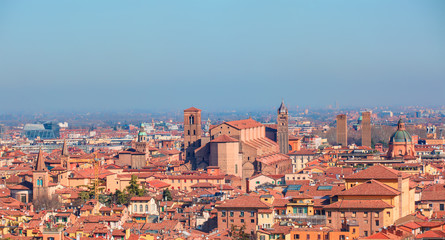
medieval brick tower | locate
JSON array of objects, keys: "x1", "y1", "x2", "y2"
[
  {"x1": 61, "y1": 139, "x2": 69, "y2": 169},
  {"x1": 184, "y1": 107, "x2": 202, "y2": 169},
  {"x1": 361, "y1": 111, "x2": 372, "y2": 147},
  {"x1": 336, "y1": 114, "x2": 348, "y2": 146},
  {"x1": 33, "y1": 149, "x2": 49, "y2": 202},
  {"x1": 277, "y1": 101, "x2": 289, "y2": 154}
]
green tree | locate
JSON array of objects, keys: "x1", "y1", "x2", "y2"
[
  {"x1": 162, "y1": 189, "x2": 173, "y2": 201},
  {"x1": 229, "y1": 225, "x2": 250, "y2": 240},
  {"x1": 126, "y1": 175, "x2": 145, "y2": 197}
]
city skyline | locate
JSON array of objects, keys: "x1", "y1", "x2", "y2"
[{"x1": 0, "y1": 1, "x2": 444, "y2": 112}]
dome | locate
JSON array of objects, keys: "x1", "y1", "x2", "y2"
[
  {"x1": 389, "y1": 130, "x2": 412, "y2": 143},
  {"x1": 138, "y1": 131, "x2": 147, "y2": 136},
  {"x1": 389, "y1": 118, "x2": 412, "y2": 143}
]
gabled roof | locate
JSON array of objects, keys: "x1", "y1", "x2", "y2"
[
  {"x1": 344, "y1": 165, "x2": 408, "y2": 180},
  {"x1": 216, "y1": 195, "x2": 271, "y2": 209},
  {"x1": 337, "y1": 180, "x2": 400, "y2": 196},
  {"x1": 184, "y1": 107, "x2": 201, "y2": 112},
  {"x1": 324, "y1": 199, "x2": 394, "y2": 209},
  {"x1": 224, "y1": 118, "x2": 263, "y2": 130},
  {"x1": 210, "y1": 134, "x2": 238, "y2": 143}
]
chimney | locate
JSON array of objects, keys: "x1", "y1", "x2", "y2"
[{"x1": 396, "y1": 230, "x2": 403, "y2": 236}]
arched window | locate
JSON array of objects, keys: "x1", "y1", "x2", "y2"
[
  {"x1": 140, "y1": 204, "x2": 143, "y2": 212},
  {"x1": 189, "y1": 115, "x2": 194, "y2": 125},
  {"x1": 134, "y1": 205, "x2": 137, "y2": 212},
  {"x1": 145, "y1": 205, "x2": 148, "y2": 212},
  {"x1": 193, "y1": 130, "x2": 196, "y2": 135}
]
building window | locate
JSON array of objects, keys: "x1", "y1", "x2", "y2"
[
  {"x1": 251, "y1": 211, "x2": 255, "y2": 217},
  {"x1": 307, "y1": 234, "x2": 310, "y2": 240},
  {"x1": 230, "y1": 211, "x2": 234, "y2": 217},
  {"x1": 441, "y1": 204, "x2": 444, "y2": 211},
  {"x1": 230, "y1": 219, "x2": 234, "y2": 222},
  {"x1": 374, "y1": 212, "x2": 379, "y2": 217},
  {"x1": 241, "y1": 219, "x2": 244, "y2": 223},
  {"x1": 240, "y1": 211, "x2": 244, "y2": 217},
  {"x1": 189, "y1": 116, "x2": 194, "y2": 125},
  {"x1": 375, "y1": 220, "x2": 380, "y2": 226},
  {"x1": 251, "y1": 219, "x2": 254, "y2": 223},
  {"x1": 340, "y1": 212, "x2": 345, "y2": 217},
  {"x1": 145, "y1": 205, "x2": 148, "y2": 212},
  {"x1": 139, "y1": 205, "x2": 143, "y2": 212},
  {"x1": 327, "y1": 211, "x2": 331, "y2": 217},
  {"x1": 352, "y1": 211, "x2": 356, "y2": 218},
  {"x1": 187, "y1": 130, "x2": 190, "y2": 135},
  {"x1": 134, "y1": 205, "x2": 137, "y2": 212},
  {"x1": 364, "y1": 231, "x2": 368, "y2": 237},
  {"x1": 294, "y1": 234, "x2": 300, "y2": 239},
  {"x1": 387, "y1": 211, "x2": 391, "y2": 217},
  {"x1": 318, "y1": 234, "x2": 321, "y2": 240},
  {"x1": 364, "y1": 212, "x2": 368, "y2": 217},
  {"x1": 222, "y1": 211, "x2": 226, "y2": 217}
]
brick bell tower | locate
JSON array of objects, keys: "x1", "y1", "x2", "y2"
[
  {"x1": 184, "y1": 107, "x2": 202, "y2": 169},
  {"x1": 33, "y1": 148, "x2": 49, "y2": 202},
  {"x1": 277, "y1": 100, "x2": 289, "y2": 154}
]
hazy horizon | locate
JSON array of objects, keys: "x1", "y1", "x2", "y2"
[{"x1": 1, "y1": 1, "x2": 444, "y2": 112}]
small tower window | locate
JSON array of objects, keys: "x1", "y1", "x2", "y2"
[{"x1": 189, "y1": 116, "x2": 194, "y2": 125}]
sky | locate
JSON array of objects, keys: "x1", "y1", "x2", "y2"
[{"x1": 0, "y1": 1, "x2": 444, "y2": 113}]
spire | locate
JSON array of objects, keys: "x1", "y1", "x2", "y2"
[
  {"x1": 62, "y1": 139, "x2": 69, "y2": 157},
  {"x1": 34, "y1": 148, "x2": 47, "y2": 171},
  {"x1": 278, "y1": 100, "x2": 288, "y2": 114}
]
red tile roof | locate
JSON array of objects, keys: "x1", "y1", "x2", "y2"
[
  {"x1": 324, "y1": 199, "x2": 394, "y2": 209},
  {"x1": 217, "y1": 195, "x2": 271, "y2": 209},
  {"x1": 225, "y1": 119, "x2": 263, "y2": 130},
  {"x1": 337, "y1": 180, "x2": 400, "y2": 196},
  {"x1": 210, "y1": 134, "x2": 238, "y2": 143},
  {"x1": 344, "y1": 165, "x2": 408, "y2": 180}
]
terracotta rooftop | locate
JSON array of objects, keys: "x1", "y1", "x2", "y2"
[
  {"x1": 217, "y1": 195, "x2": 271, "y2": 209},
  {"x1": 337, "y1": 180, "x2": 400, "y2": 196},
  {"x1": 225, "y1": 118, "x2": 263, "y2": 130},
  {"x1": 210, "y1": 134, "x2": 238, "y2": 143},
  {"x1": 344, "y1": 165, "x2": 408, "y2": 180},
  {"x1": 324, "y1": 199, "x2": 394, "y2": 209},
  {"x1": 184, "y1": 107, "x2": 201, "y2": 112}
]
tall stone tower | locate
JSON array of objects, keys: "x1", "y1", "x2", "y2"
[
  {"x1": 277, "y1": 101, "x2": 289, "y2": 154},
  {"x1": 61, "y1": 139, "x2": 69, "y2": 169},
  {"x1": 33, "y1": 149, "x2": 49, "y2": 202},
  {"x1": 184, "y1": 107, "x2": 202, "y2": 169},
  {"x1": 336, "y1": 114, "x2": 348, "y2": 146},
  {"x1": 361, "y1": 111, "x2": 372, "y2": 147}
]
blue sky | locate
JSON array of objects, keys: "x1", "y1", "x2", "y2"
[{"x1": 0, "y1": 1, "x2": 444, "y2": 112}]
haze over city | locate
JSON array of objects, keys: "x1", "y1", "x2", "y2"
[
  {"x1": 1, "y1": 1, "x2": 444, "y2": 112},
  {"x1": 1, "y1": 2, "x2": 445, "y2": 240}
]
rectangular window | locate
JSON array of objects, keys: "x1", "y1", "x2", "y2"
[
  {"x1": 307, "y1": 234, "x2": 310, "y2": 240},
  {"x1": 318, "y1": 234, "x2": 321, "y2": 240},
  {"x1": 364, "y1": 212, "x2": 368, "y2": 217},
  {"x1": 375, "y1": 220, "x2": 380, "y2": 226},
  {"x1": 251, "y1": 211, "x2": 255, "y2": 217},
  {"x1": 374, "y1": 212, "x2": 379, "y2": 217},
  {"x1": 364, "y1": 231, "x2": 368, "y2": 237},
  {"x1": 240, "y1": 211, "x2": 244, "y2": 217},
  {"x1": 441, "y1": 204, "x2": 444, "y2": 211},
  {"x1": 294, "y1": 234, "x2": 300, "y2": 239},
  {"x1": 230, "y1": 211, "x2": 234, "y2": 217},
  {"x1": 221, "y1": 211, "x2": 226, "y2": 217},
  {"x1": 241, "y1": 219, "x2": 244, "y2": 223},
  {"x1": 352, "y1": 211, "x2": 356, "y2": 217},
  {"x1": 251, "y1": 219, "x2": 254, "y2": 223},
  {"x1": 327, "y1": 211, "x2": 331, "y2": 217},
  {"x1": 340, "y1": 212, "x2": 345, "y2": 217}
]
